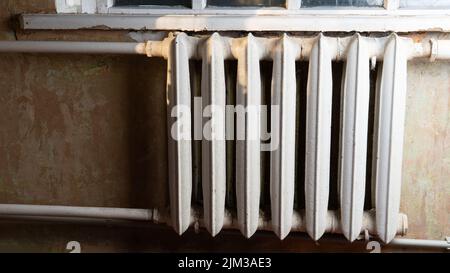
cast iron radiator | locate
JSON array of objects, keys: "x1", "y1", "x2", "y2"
[{"x1": 155, "y1": 33, "x2": 408, "y2": 243}]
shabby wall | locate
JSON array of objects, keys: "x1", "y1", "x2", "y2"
[{"x1": 0, "y1": 0, "x2": 448, "y2": 252}]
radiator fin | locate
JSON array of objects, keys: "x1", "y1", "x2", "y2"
[
  {"x1": 166, "y1": 33, "x2": 193, "y2": 235},
  {"x1": 235, "y1": 34, "x2": 262, "y2": 238},
  {"x1": 374, "y1": 34, "x2": 407, "y2": 244},
  {"x1": 305, "y1": 34, "x2": 333, "y2": 241},
  {"x1": 270, "y1": 34, "x2": 298, "y2": 240},
  {"x1": 201, "y1": 33, "x2": 227, "y2": 236},
  {"x1": 339, "y1": 34, "x2": 371, "y2": 242}
]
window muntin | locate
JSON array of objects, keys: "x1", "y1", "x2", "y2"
[{"x1": 55, "y1": 0, "x2": 450, "y2": 14}]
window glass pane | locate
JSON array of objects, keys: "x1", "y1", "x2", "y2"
[
  {"x1": 207, "y1": 0, "x2": 285, "y2": 7},
  {"x1": 400, "y1": 0, "x2": 450, "y2": 8},
  {"x1": 114, "y1": 0, "x2": 191, "y2": 7},
  {"x1": 301, "y1": 0, "x2": 382, "y2": 7}
]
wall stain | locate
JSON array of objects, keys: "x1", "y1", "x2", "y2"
[{"x1": 0, "y1": 0, "x2": 448, "y2": 251}]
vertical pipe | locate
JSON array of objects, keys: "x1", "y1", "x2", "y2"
[
  {"x1": 235, "y1": 34, "x2": 262, "y2": 238},
  {"x1": 305, "y1": 34, "x2": 333, "y2": 241},
  {"x1": 270, "y1": 34, "x2": 298, "y2": 240},
  {"x1": 339, "y1": 34, "x2": 371, "y2": 242},
  {"x1": 201, "y1": 33, "x2": 227, "y2": 236},
  {"x1": 166, "y1": 33, "x2": 193, "y2": 235},
  {"x1": 374, "y1": 34, "x2": 407, "y2": 243}
]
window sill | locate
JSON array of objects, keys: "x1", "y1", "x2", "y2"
[{"x1": 20, "y1": 10, "x2": 450, "y2": 32}]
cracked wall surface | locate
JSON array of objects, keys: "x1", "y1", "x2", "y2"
[{"x1": 0, "y1": 0, "x2": 448, "y2": 252}]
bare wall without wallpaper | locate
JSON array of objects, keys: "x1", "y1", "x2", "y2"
[{"x1": 0, "y1": 0, "x2": 448, "y2": 252}]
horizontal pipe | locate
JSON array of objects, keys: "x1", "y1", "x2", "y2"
[
  {"x1": 388, "y1": 238, "x2": 449, "y2": 250},
  {"x1": 0, "y1": 204, "x2": 406, "y2": 237},
  {"x1": 146, "y1": 36, "x2": 450, "y2": 61},
  {"x1": 7, "y1": 205, "x2": 447, "y2": 251},
  {"x1": 0, "y1": 41, "x2": 147, "y2": 55},
  {"x1": 219, "y1": 209, "x2": 408, "y2": 237},
  {"x1": 0, "y1": 215, "x2": 161, "y2": 228},
  {"x1": 430, "y1": 39, "x2": 450, "y2": 60},
  {"x1": 0, "y1": 204, "x2": 153, "y2": 221},
  {"x1": 0, "y1": 37, "x2": 448, "y2": 61}
]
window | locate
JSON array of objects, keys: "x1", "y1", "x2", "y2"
[
  {"x1": 111, "y1": 0, "x2": 396, "y2": 8},
  {"x1": 55, "y1": 0, "x2": 450, "y2": 13},
  {"x1": 400, "y1": 0, "x2": 450, "y2": 8},
  {"x1": 207, "y1": 0, "x2": 285, "y2": 7},
  {"x1": 38, "y1": 1, "x2": 450, "y2": 32},
  {"x1": 301, "y1": 0, "x2": 383, "y2": 7},
  {"x1": 114, "y1": 0, "x2": 191, "y2": 8}
]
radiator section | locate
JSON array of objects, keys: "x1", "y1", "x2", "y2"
[{"x1": 161, "y1": 33, "x2": 409, "y2": 243}]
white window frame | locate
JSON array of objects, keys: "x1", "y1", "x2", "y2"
[
  {"x1": 54, "y1": 0, "x2": 450, "y2": 13},
  {"x1": 24, "y1": 0, "x2": 450, "y2": 32},
  {"x1": 56, "y1": 0, "x2": 399, "y2": 14}
]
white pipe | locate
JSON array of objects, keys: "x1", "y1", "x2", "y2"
[
  {"x1": 430, "y1": 39, "x2": 450, "y2": 61},
  {"x1": 0, "y1": 41, "x2": 147, "y2": 55},
  {"x1": 0, "y1": 204, "x2": 153, "y2": 221},
  {"x1": 388, "y1": 238, "x2": 449, "y2": 249},
  {"x1": 436, "y1": 40, "x2": 450, "y2": 59},
  {"x1": 0, "y1": 215, "x2": 156, "y2": 227},
  {"x1": 1, "y1": 214, "x2": 445, "y2": 250},
  {"x1": 219, "y1": 209, "x2": 408, "y2": 236},
  {"x1": 146, "y1": 36, "x2": 450, "y2": 61},
  {"x1": 0, "y1": 37, "x2": 449, "y2": 61},
  {"x1": 5, "y1": 204, "x2": 444, "y2": 251},
  {"x1": 2, "y1": 213, "x2": 442, "y2": 250},
  {"x1": 0, "y1": 204, "x2": 407, "y2": 237}
]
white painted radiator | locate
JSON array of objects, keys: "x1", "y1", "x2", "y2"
[{"x1": 159, "y1": 33, "x2": 409, "y2": 243}]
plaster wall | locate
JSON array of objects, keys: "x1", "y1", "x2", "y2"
[{"x1": 0, "y1": 0, "x2": 448, "y2": 252}]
